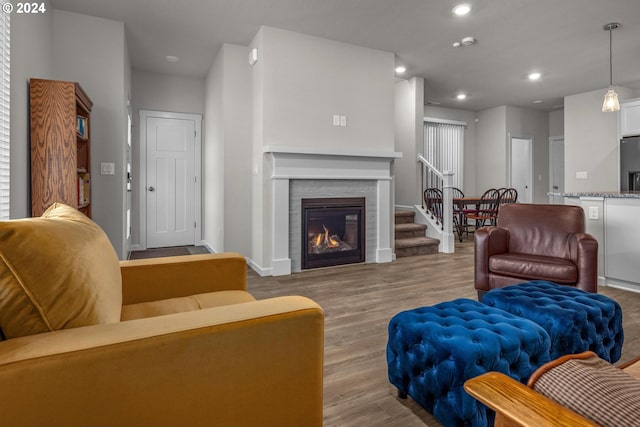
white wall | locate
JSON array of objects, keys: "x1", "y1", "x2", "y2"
[
  {"x1": 505, "y1": 106, "x2": 549, "y2": 203},
  {"x1": 260, "y1": 27, "x2": 395, "y2": 151},
  {"x1": 203, "y1": 44, "x2": 251, "y2": 256},
  {"x1": 9, "y1": 2, "x2": 53, "y2": 218},
  {"x1": 423, "y1": 105, "x2": 478, "y2": 196},
  {"x1": 52, "y1": 10, "x2": 130, "y2": 258},
  {"x1": 475, "y1": 106, "x2": 507, "y2": 191},
  {"x1": 221, "y1": 45, "x2": 252, "y2": 256},
  {"x1": 564, "y1": 86, "x2": 635, "y2": 192},
  {"x1": 204, "y1": 47, "x2": 225, "y2": 253},
  {"x1": 549, "y1": 109, "x2": 564, "y2": 137},
  {"x1": 131, "y1": 70, "x2": 206, "y2": 248},
  {"x1": 394, "y1": 77, "x2": 424, "y2": 207},
  {"x1": 248, "y1": 26, "x2": 396, "y2": 272}
]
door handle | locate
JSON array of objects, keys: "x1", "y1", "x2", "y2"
[
  {"x1": 148, "y1": 186, "x2": 155, "y2": 192},
  {"x1": 553, "y1": 185, "x2": 559, "y2": 190}
]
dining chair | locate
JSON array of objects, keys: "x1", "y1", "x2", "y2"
[
  {"x1": 464, "y1": 188, "x2": 500, "y2": 231},
  {"x1": 451, "y1": 187, "x2": 466, "y2": 241},
  {"x1": 498, "y1": 188, "x2": 518, "y2": 205}
]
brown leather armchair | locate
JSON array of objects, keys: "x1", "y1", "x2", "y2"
[{"x1": 474, "y1": 204, "x2": 598, "y2": 301}]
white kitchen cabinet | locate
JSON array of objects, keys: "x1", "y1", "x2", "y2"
[
  {"x1": 621, "y1": 98, "x2": 640, "y2": 137},
  {"x1": 604, "y1": 198, "x2": 640, "y2": 283}
]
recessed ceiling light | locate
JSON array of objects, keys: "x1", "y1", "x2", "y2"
[
  {"x1": 165, "y1": 55, "x2": 179, "y2": 63},
  {"x1": 457, "y1": 93, "x2": 467, "y2": 100},
  {"x1": 528, "y1": 72, "x2": 541, "y2": 81},
  {"x1": 453, "y1": 4, "x2": 471, "y2": 16},
  {"x1": 395, "y1": 66, "x2": 407, "y2": 74}
]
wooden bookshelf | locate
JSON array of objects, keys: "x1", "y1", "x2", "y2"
[{"x1": 30, "y1": 78, "x2": 93, "y2": 217}]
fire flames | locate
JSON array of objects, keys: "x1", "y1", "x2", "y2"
[
  {"x1": 313, "y1": 225, "x2": 341, "y2": 248},
  {"x1": 309, "y1": 224, "x2": 352, "y2": 254}
]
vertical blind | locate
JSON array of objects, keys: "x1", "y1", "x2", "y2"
[
  {"x1": 0, "y1": 12, "x2": 9, "y2": 219},
  {"x1": 424, "y1": 119, "x2": 465, "y2": 190}
]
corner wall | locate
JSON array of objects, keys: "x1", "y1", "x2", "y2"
[
  {"x1": 203, "y1": 43, "x2": 252, "y2": 256},
  {"x1": 394, "y1": 77, "x2": 424, "y2": 207},
  {"x1": 52, "y1": 10, "x2": 129, "y2": 258}
]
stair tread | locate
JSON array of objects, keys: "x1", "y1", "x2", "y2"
[
  {"x1": 395, "y1": 223, "x2": 427, "y2": 232},
  {"x1": 395, "y1": 236, "x2": 440, "y2": 249},
  {"x1": 395, "y1": 210, "x2": 415, "y2": 217}
]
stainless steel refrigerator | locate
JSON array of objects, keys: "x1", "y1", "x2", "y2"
[{"x1": 620, "y1": 136, "x2": 640, "y2": 191}]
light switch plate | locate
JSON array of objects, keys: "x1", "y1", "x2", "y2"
[
  {"x1": 576, "y1": 171, "x2": 588, "y2": 179},
  {"x1": 100, "y1": 162, "x2": 115, "y2": 175}
]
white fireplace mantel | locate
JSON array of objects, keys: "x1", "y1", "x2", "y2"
[{"x1": 265, "y1": 146, "x2": 402, "y2": 276}]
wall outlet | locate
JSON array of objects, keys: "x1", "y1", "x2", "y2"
[
  {"x1": 576, "y1": 171, "x2": 588, "y2": 179},
  {"x1": 588, "y1": 206, "x2": 599, "y2": 220}
]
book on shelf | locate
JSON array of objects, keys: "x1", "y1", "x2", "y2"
[
  {"x1": 77, "y1": 116, "x2": 88, "y2": 140},
  {"x1": 78, "y1": 172, "x2": 90, "y2": 206}
]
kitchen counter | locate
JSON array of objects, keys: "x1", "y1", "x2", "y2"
[
  {"x1": 549, "y1": 194, "x2": 640, "y2": 293},
  {"x1": 549, "y1": 191, "x2": 640, "y2": 198}
]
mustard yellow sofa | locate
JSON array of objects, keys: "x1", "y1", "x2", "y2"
[{"x1": 0, "y1": 203, "x2": 324, "y2": 427}]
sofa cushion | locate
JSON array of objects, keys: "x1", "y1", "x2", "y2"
[
  {"x1": 121, "y1": 290, "x2": 256, "y2": 321},
  {"x1": 529, "y1": 352, "x2": 640, "y2": 427},
  {"x1": 0, "y1": 203, "x2": 122, "y2": 339},
  {"x1": 489, "y1": 253, "x2": 577, "y2": 283}
]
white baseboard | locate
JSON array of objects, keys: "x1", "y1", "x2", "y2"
[
  {"x1": 247, "y1": 258, "x2": 272, "y2": 277},
  {"x1": 198, "y1": 240, "x2": 217, "y2": 254}
]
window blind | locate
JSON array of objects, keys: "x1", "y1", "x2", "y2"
[
  {"x1": 0, "y1": 12, "x2": 9, "y2": 219},
  {"x1": 424, "y1": 120, "x2": 465, "y2": 190}
]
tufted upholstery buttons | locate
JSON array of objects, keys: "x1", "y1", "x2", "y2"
[
  {"x1": 483, "y1": 281, "x2": 624, "y2": 362},
  {"x1": 387, "y1": 298, "x2": 551, "y2": 427}
]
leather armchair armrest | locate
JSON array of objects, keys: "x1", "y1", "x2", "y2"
[
  {"x1": 120, "y1": 252, "x2": 247, "y2": 304},
  {"x1": 474, "y1": 227, "x2": 509, "y2": 292},
  {"x1": 570, "y1": 233, "x2": 598, "y2": 293},
  {"x1": 464, "y1": 372, "x2": 598, "y2": 427},
  {"x1": 0, "y1": 296, "x2": 324, "y2": 427}
]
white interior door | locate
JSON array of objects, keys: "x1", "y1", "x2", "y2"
[
  {"x1": 146, "y1": 116, "x2": 196, "y2": 248},
  {"x1": 511, "y1": 137, "x2": 533, "y2": 203},
  {"x1": 549, "y1": 137, "x2": 565, "y2": 204}
]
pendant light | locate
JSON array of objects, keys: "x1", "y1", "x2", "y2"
[{"x1": 602, "y1": 23, "x2": 621, "y2": 112}]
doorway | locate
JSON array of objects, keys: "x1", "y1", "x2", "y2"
[
  {"x1": 549, "y1": 137, "x2": 565, "y2": 204},
  {"x1": 510, "y1": 136, "x2": 533, "y2": 203},
  {"x1": 139, "y1": 110, "x2": 202, "y2": 249}
]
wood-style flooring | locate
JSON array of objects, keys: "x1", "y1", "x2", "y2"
[{"x1": 247, "y1": 240, "x2": 640, "y2": 427}]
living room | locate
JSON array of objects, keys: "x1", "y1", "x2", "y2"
[{"x1": 4, "y1": 1, "x2": 640, "y2": 426}]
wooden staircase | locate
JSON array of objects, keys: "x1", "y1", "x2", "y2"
[{"x1": 394, "y1": 210, "x2": 440, "y2": 257}]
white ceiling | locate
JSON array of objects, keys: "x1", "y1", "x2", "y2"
[{"x1": 50, "y1": 0, "x2": 640, "y2": 112}]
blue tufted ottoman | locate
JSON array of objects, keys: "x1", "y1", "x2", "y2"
[
  {"x1": 483, "y1": 281, "x2": 624, "y2": 362},
  {"x1": 387, "y1": 298, "x2": 551, "y2": 427}
]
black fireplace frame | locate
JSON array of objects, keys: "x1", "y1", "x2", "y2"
[{"x1": 301, "y1": 197, "x2": 366, "y2": 269}]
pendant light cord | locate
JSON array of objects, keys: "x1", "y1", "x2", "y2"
[{"x1": 609, "y1": 27, "x2": 613, "y2": 87}]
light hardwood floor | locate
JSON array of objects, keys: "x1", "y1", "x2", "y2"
[{"x1": 247, "y1": 240, "x2": 640, "y2": 427}]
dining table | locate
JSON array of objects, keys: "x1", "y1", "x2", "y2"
[{"x1": 452, "y1": 197, "x2": 497, "y2": 242}]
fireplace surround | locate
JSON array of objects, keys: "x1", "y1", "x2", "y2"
[{"x1": 264, "y1": 146, "x2": 402, "y2": 276}]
